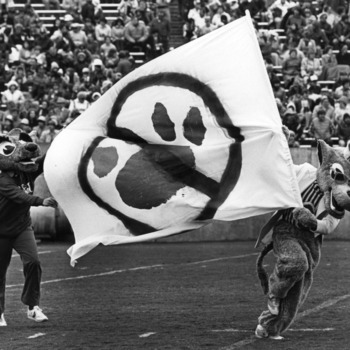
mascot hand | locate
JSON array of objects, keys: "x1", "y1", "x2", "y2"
[
  {"x1": 293, "y1": 207, "x2": 317, "y2": 231},
  {"x1": 282, "y1": 126, "x2": 290, "y2": 141}
]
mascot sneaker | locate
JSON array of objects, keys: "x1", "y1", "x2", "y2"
[
  {"x1": 267, "y1": 297, "x2": 280, "y2": 315},
  {"x1": 27, "y1": 306, "x2": 48, "y2": 322},
  {"x1": 0, "y1": 313, "x2": 7, "y2": 326},
  {"x1": 255, "y1": 324, "x2": 268, "y2": 338}
]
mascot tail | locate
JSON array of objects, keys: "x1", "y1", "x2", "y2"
[{"x1": 256, "y1": 242, "x2": 273, "y2": 295}]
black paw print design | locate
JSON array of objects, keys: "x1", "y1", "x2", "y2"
[{"x1": 79, "y1": 73, "x2": 244, "y2": 235}]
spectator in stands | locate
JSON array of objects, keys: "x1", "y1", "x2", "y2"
[
  {"x1": 78, "y1": 66, "x2": 92, "y2": 89},
  {"x1": 85, "y1": 32, "x2": 99, "y2": 55},
  {"x1": 282, "y1": 48, "x2": 301, "y2": 87},
  {"x1": 334, "y1": 77, "x2": 350, "y2": 99},
  {"x1": 111, "y1": 17, "x2": 126, "y2": 51},
  {"x1": 138, "y1": 1, "x2": 155, "y2": 24},
  {"x1": 1, "y1": 81, "x2": 25, "y2": 107},
  {"x1": 198, "y1": 16, "x2": 216, "y2": 37},
  {"x1": 81, "y1": 0, "x2": 97, "y2": 25},
  {"x1": 150, "y1": 10, "x2": 171, "y2": 53},
  {"x1": 297, "y1": 30, "x2": 317, "y2": 57},
  {"x1": 303, "y1": 7, "x2": 317, "y2": 26},
  {"x1": 104, "y1": 48, "x2": 119, "y2": 68},
  {"x1": 267, "y1": 0, "x2": 295, "y2": 24},
  {"x1": 212, "y1": 5, "x2": 231, "y2": 28},
  {"x1": 62, "y1": 66, "x2": 80, "y2": 93},
  {"x1": 95, "y1": 17, "x2": 112, "y2": 44},
  {"x1": 183, "y1": 17, "x2": 197, "y2": 43},
  {"x1": 19, "y1": 117, "x2": 32, "y2": 134},
  {"x1": 69, "y1": 23, "x2": 88, "y2": 49},
  {"x1": 332, "y1": 14, "x2": 350, "y2": 49},
  {"x1": 29, "y1": 116, "x2": 47, "y2": 143},
  {"x1": 100, "y1": 36, "x2": 117, "y2": 59},
  {"x1": 313, "y1": 95, "x2": 335, "y2": 121},
  {"x1": 272, "y1": 80, "x2": 286, "y2": 103},
  {"x1": 0, "y1": 34, "x2": 10, "y2": 65},
  {"x1": 282, "y1": 106, "x2": 304, "y2": 141},
  {"x1": 83, "y1": 17, "x2": 96, "y2": 37},
  {"x1": 155, "y1": 0, "x2": 172, "y2": 23},
  {"x1": 287, "y1": 130, "x2": 300, "y2": 147},
  {"x1": 337, "y1": 112, "x2": 350, "y2": 146},
  {"x1": 135, "y1": 8, "x2": 151, "y2": 27},
  {"x1": 321, "y1": 45, "x2": 338, "y2": 69},
  {"x1": 38, "y1": 100, "x2": 50, "y2": 118},
  {"x1": 8, "y1": 23, "x2": 26, "y2": 47},
  {"x1": 73, "y1": 48, "x2": 91, "y2": 76},
  {"x1": 115, "y1": 50, "x2": 134, "y2": 77},
  {"x1": 119, "y1": 0, "x2": 135, "y2": 18},
  {"x1": 68, "y1": 91, "x2": 90, "y2": 115},
  {"x1": 187, "y1": 1, "x2": 202, "y2": 26},
  {"x1": 26, "y1": 108, "x2": 38, "y2": 128},
  {"x1": 307, "y1": 74, "x2": 321, "y2": 95},
  {"x1": 0, "y1": 114, "x2": 14, "y2": 134},
  {"x1": 90, "y1": 57, "x2": 106, "y2": 86},
  {"x1": 310, "y1": 107, "x2": 335, "y2": 146},
  {"x1": 336, "y1": 44, "x2": 350, "y2": 66},
  {"x1": 18, "y1": 41, "x2": 32, "y2": 67},
  {"x1": 301, "y1": 49, "x2": 322, "y2": 79},
  {"x1": 124, "y1": 14, "x2": 150, "y2": 53},
  {"x1": 318, "y1": 12, "x2": 333, "y2": 43},
  {"x1": 333, "y1": 96, "x2": 350, "y2": 125},
  {"x1": 39, "y1": 118, "x2": 59, "y2": 143},
  {"x1": 307, "y1": 20, "x2": 329, "y2": 49},
  {"x1": 285, "y1": 6, "x2": 306, "y2": 32},
  {"x1": 32, "y1": 65, "x2": 49, "y2": 100}
]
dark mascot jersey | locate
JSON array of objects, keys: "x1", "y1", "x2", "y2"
[{"x1": 0, "y1": 171, "x2": 43, "y2": 238}]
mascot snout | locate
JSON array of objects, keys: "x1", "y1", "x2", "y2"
[{"x1": 25, "y1": 143, "x2": 39, "y2": 152}]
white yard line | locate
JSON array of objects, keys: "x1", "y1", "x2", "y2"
[
  {"x1": 28, "y1": 333, "x2": 46, "y2": 339},
  {"x1": 218, "y1": 294, "x2": 350, "y2": 350},
  {"x1": 139, "y1": 332, "x2": 157, "y2": 338},
  {"x1": 212, "y1": 328, "x2": 335, "y2": 333},
  {"x1": 12, "y1": 250, "x2": 52, "y2": 258},
  {"x1": 7, "y1": 253, "x2": 258, "y2": 289}
]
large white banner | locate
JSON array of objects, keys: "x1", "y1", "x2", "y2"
[{"x1": 44, "y1": 13, "x2": 302, "y2": 266}]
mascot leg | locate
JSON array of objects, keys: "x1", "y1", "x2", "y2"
[
  {"x1": 256, "y1": 222, "x2": 320, "y2": 339},
  {"x1": 0, "y1": 238, "x2": 13, "y2": 316}
]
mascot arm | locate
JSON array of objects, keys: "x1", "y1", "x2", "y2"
[
  {"x1": 293, "y1": 207, "x2": 340, "y2": 235},
  {"x1": 312, "y1": 215, "x2": 340, "y2": 235},
  {"x1": 0, "y1": 177, "x2": 44, "y2": 206}
]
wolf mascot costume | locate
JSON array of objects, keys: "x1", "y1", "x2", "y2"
[
  {"x1": 254, "y1": 138, "x2": 350, "y2": 339},
  {"x1": 0, "y1": 129, "x2": 56, "y2": 326}
]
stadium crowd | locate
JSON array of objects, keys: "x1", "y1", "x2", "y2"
[{"x1": 0, "y1": 0, "x2": 350, "y2": 148}]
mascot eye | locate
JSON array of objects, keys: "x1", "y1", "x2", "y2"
[
  {"x1": 0, "y1": 142, "x2": 16, "y2": 156},
  {"x1": 330, "y1": 163, "x2": 346, "y2": 184}
]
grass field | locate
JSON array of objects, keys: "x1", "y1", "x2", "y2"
[{"x1": 1, "y1": 240, "x2": 350, "y2": 350}]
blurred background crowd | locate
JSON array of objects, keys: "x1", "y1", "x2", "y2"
[{"x1": 0, "y1": 0, "x2": 350, "y2": 148}]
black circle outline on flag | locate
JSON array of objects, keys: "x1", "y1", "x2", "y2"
[{"x1": 78, "y1": 73, "x2": 244, "y2": 236}]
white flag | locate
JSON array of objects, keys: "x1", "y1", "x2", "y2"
[{"x1": 44, "y1": 14, "x2": 302, "y2": 266}]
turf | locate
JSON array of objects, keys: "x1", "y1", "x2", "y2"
[{"x1": 1, "y1": 241, "x2": 350, "y2": 349}]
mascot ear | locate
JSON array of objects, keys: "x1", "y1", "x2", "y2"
[
  {"x1": 7, "y1": 128, "x2": 33, "y2": 143},
  {"x1": 19, "y1": 132, "x2": 33, "y2": 142},
  {"x1": 317, "y1": 139, "x2": 331, "y2": 166},
  {"x1": 7, "y1": 128, "x2": 22, "y2": 141}
]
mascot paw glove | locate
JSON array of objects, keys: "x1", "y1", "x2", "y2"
[{"x1": 292, "y1": 207, "x2": 318, "y2": 231}]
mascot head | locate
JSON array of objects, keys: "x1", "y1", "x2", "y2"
[
  {"x1": 0, "y1": 128, "x2": 41, "y2": 173},
  {"x1": 316, "y1": 140, "x2": 350, "y2": 218}
]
